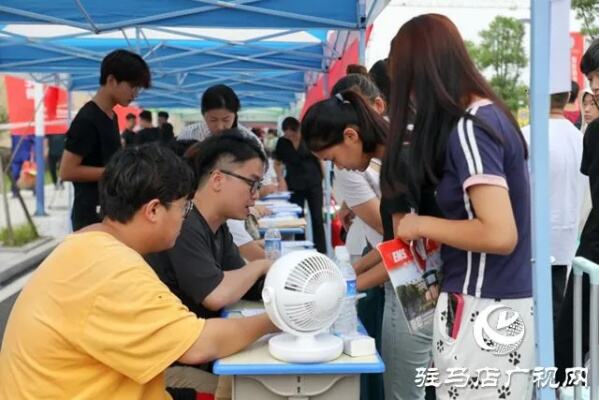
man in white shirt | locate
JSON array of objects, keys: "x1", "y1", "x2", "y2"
[{"x1": 522, "y1": 91, "x2": 585, "y2": 321}]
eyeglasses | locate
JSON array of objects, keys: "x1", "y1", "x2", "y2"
[
  {"x1": 125, "y1": 82, "x2": 144, "y2": 95},
  {"x1": 219, "y1": 170, "x2": 263, "y2": 194}
]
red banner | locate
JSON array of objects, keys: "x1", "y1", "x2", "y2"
[
  {"x1": 301, "y1": 26, "x2": 373, "y2": 117},
  {"x1": 114, "y1": 105, "x2": 141, "y2": 132},
  {"x1": 4, "y1": 76, "x2": 68, "y2": 135},
  {"x1": 571, "y1": 32, "x2": 585, "y2": 93}
]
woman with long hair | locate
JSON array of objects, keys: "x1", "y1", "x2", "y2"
[
  {"x1": 382, "y1": 14, "x2": 533, "y2": 399},
  {"x1": 302, "y1": 74, "x2": 433, "y2": 400}
]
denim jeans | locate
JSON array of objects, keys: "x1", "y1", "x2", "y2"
[{"x1": 382, "y1": 282, "x2": 433, "y2": 400}]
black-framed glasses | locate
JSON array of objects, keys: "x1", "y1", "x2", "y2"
[{"x1": 220, "y1": 170, "x2": 263, "y2": 194}]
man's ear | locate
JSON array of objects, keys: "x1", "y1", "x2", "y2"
[
  {"x1": 141, "y1": 199, "x2": 162, "y2": 222},
  {"x1": 105, "y1": 74, "x2": 118, "y2": 87},
  {"x1": 210, "y1": 170, "x2": 224, "y2": 192}
]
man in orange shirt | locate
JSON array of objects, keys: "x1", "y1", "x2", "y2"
[{"x1": 0, "y1": 144, "x2": 276, "y2": 399}]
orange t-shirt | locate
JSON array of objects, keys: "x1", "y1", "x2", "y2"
[{"x1": 0, "y1": 231, "x2": 204, "y2": 399}]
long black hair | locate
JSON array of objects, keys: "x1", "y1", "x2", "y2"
[
  {"x1": 381, "y1": 14, "x2": 527, "y2": 198},
  {"x1": 301, "y1": 90, "x2": 389, "y2": 153}
]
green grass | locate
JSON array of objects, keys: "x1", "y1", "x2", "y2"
[
  {"x1": 0, "y1": 222, "x2": 39, "y2": 247},
  {"x1": 2, "y1": 170, "x2": 53, "y2": 191}
]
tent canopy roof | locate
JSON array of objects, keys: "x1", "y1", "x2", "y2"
[
  {"x1": 0, "y1": 0, "x2": 388, "y2": 109},
  {"x1": 0, "y1": 0, "x2": 384, "y2": 31}
]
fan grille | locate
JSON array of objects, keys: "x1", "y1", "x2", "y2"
[{"x1": 282, "y1": 255, "x2": 342, "y2": 332}]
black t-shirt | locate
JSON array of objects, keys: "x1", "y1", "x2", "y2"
[
  {"x1": 137, "y1": 127, "x2": 161, "y2": 145},
  {"x1": 145, "y1": 206, "x2": 263, "y2": 319},
  {"x1": 275, "y1": 137, "x2": 322, "y2": 190},
  {"x1": 578, "y1": 119, "x2": 599, "y2": 262},
  {"x1": 121, "y1": 129, "x2": 137, "y2": 147},
  {"x1": 64, "y1": 101, "x2": 121, "y2": 230}
]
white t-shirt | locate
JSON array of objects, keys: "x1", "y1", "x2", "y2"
[
  {"x1": 226, "y1": 219, "x2": 254, "y2": 247},
  {"x1": 522, "y1": 119, "x2": 585, "y2": 265},
  {"x1": 333, "y1": 160, "x2": 383, "y2": 256}
]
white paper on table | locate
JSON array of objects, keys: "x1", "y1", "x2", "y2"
[{"x1": 240, "y1": 309, "x2": 266, "y2": 317}]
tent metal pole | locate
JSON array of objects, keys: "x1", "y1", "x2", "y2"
[
  {"x1": 322, "y1": 72, "x2": 333, "y2": 258},
  {"x1": 0, "y1": 6, "x2": 91, "y2": 30},
  {"x1": 34, "y1": 82, "x2": 46, "y2": 217},
  {"x1": 191, "y1": 0, "x2": 357, "y2": 29},
  {"x1": 530, "y1": 0, "x2": 555, "y2": 399},
  {"x1": 358, "y1": 29, "x2": 366, "y2": 66},
  {"x1": 98, "y1": 0, "x2": 264, "y2": 31}
]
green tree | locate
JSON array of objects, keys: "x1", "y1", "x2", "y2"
[
  {"x1": 573, "y1": 0, "x2": 599, "y2": 40},
  {"x1": 470, "y1": 16, "x2": 528, "y2": 112}
]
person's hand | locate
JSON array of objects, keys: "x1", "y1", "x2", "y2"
[
  {"x1": 425, "y1": 284, "x2": 440, "y2": 302},
  {"x1": 337, "y1": 207, "x2": 355, "y2": 230},
  {"x1": 251, "y1": 205, "x2": 272, "y2": 218},
  {"x1": 260, "y1": 184, "x2": 278, "y2": 197},
  {"x1": 395, "y1": 213, "x2": 422, "y2": 242},
  {"x1": 277, "y1": 179, "x2": 288, "y2": 192}
]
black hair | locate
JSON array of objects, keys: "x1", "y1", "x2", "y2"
[
  {"x1": 368, "y1": 59, "x2": 391, "y2": 102},
  {"x1": 125, "y1": 113, "x2": 136, "y2": 120},
  {"x1": 99, "y1": 144, "x2": 195, "y2": 223},
  {"x1": 158, "y1": 111, "x2": 169, "y2": 120},
  {"x1": 185, "y1": 128, "x2": 266, "y2": 188},
  {"x1": 570, "y1": 81, "x2": 580, "y2": 104},
  {"x1": 99, "y1": 49, "x2": 151, "y2": 88},
  {"x1": 346, "y1": 64, "x2": 368, "y2": 75},
  {"x1": 282, "y1": 117, "x2": 300, "y2": 132},
  {"x1": 331, "y1": 73, "x2": 381, "y2": 102},
  {"x1": 382, "y1": 14, "x2": 526, "y2": 198},
  {"x1": 170, "y1": 139, "x2": 199, "y2": 158},
  {"x1": 201, "y1": 84, "x2": 241, "y2": 127},
  {"x1": 139, "y1": 110, "x2": 152, "y2": 122},
  {"x1": 301, "y1": 90, "x2": 389, "y2": 153},
  {"x1": 550, "y1": 92, "x2": 570, "y2": 110},
  {"x1": 581, "y1": 39, "x2": 599, "y2": 76}
]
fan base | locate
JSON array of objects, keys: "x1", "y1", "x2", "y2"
[{"x1": 268, "y1": 332, "x2": 343, "y2": 363}]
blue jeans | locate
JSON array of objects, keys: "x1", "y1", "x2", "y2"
[{"x1": 382, "y1": 282, "x2": 433, "y2": 400}]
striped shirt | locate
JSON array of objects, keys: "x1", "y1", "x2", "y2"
[
  {"x1": 177, "y1": 120, "x2": 262, "y2": 149},
  {"x1": 436, "y1": 100, "x2": 532, "y2": 298}
]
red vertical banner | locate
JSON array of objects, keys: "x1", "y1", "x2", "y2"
[
  {"x1": 301, "y1": 26, "x2": 373, "y2": 117},
  {"x1": 4, "y1": 76, "x2": 68, "y2": 135},
  {"x1": 113, "y1": 105, "x2": 141, "y2": 132},
  {"x1": 571, "y1": 32, "x2": 585, "y2": 91}
]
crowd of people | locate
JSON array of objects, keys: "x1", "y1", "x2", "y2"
[{"x1": 2, "y1": 12, "x2": 599, "y2": 400}]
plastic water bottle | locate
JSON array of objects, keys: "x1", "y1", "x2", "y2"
[
  {"x1": 264, "y1": 228, "x2": 282, "y2": 261},
  {"x1": 333, "y1": 246, "x2": 358, "y2": 336}
]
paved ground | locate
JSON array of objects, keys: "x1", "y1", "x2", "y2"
[{"x1": 0, "y1": 183, "x2": 71, "y2": 341}]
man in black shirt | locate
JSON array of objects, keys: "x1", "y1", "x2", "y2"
[
  {"x1": 158, "y1": 110, "x2": 169, "y2": 128},
  {"x1": 137, "y1": 110, "x2": 162, "y2": 145},
  {"x1": 555, "y1": 39, "x2": 599, "y2": 383},
  {"x1": 60, "y1": 49, "x2": 150, "y2": 231},
  {"x1": 274, "y1": 116, "x2": 326, "y2": 253},
  {"x1": 120, "y1": 113, "x2": 137, "y2": 147},
  {"x1": 146, "y1": 129, "x2": 272, "y2": 321}
]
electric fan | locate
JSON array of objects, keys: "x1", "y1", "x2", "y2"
[{"x1": 261, "y1": 250, "x2": 346, "y2": 363}]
